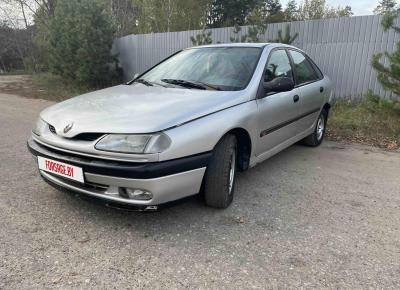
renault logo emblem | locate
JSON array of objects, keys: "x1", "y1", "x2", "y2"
[{"x1": 63, "y1": 122, "x2": 74, "y2": 133}]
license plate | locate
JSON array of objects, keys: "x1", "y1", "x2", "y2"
[{"x1": 38, "y1": 156, "x2": 84, "y2": 183}]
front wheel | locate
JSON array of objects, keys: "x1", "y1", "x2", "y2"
[
  {"x1": 204, "y1": 134, "x2": 237, "y2": 209},
  {"x1": 302, "y1": 109, "x2": 328, "y2": 147}
]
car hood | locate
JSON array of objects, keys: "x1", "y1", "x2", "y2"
[{"x1": 40, "y1": 83, "x2": 249, "y2": 136}]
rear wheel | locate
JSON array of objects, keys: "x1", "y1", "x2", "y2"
[
  {"x1": 204, "y1": 134, "x2": 237, "y2": 209},
  {"x1": 302, "y1": 109, "x2": 328, "y2": 147}
]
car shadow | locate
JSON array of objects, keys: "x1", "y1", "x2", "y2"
[{"x1": 47, "y1": 143, "x2": 312, "y2": 237}]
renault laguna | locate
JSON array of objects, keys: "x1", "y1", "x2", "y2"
[{"x1": 28, "y1": 43, "x2": 332, "y2": 210}]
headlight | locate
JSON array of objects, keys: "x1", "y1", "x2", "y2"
[
  {"x1": 95, "y1": 133, "x2": 171, "y2": 154},
  {"x1": 32, "y1": 118, "x2": 47, "y2": 136}
]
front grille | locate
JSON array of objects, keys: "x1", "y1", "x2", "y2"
[
  {"x1": 49, "y1": 124, "x2": 56, "y2": 134},
  {"x1": 71, "y1": 133, "x2": 104, "y2": 141},
  {"x1": 48, "y1": 124, "x2": 103, "y2": 141}
]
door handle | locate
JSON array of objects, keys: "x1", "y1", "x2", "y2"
[
  {"x1": 320, "y1": 87, "x2": 324, "y2": 93},
  {"x1": 293, "y1": 95, "x2": 300, "y2": 103}
]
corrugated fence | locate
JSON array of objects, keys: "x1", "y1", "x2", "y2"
[{"x1": 114, "y1": 15, "x2": 399, "y2": 100}]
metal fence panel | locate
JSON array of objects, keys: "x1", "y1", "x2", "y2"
[{"x1": 113, "y1": 15, "x2": 398, "y2": 100}]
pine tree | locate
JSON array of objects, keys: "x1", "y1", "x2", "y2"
[
  {"x1": 284, "y1": 0, "x2": 299, "y2": 21},
  {"x1": 48, "y1": 0, "x2": 119, "y2": 87},
  {"x1": 207, "y1": 0, "x2": 262, "y2": 28},
  {"x1": 264, "y1": 0, "x2": 282, "y2": 14},
  {"x1": 337, "y1": 6, "x2": 353, "y2": 17},
  {"x1": 264, "y1": 0, "x2": 284, "y2": 23},
  {"x1": 374, "y1": 0, "x2": 397, "y2": 15},
  {"x1": 269, "y1": 24, "x2": 298, "y2": 44},
  {"x1": 371, "y1": 11, "x2": 400, "y2": 96},
  {"x1": 191, "y1": 27, "x2": 213, "y2": 45}
]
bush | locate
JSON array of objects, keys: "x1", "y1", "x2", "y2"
[
  {"x1": 371, "y1": 11, "x2": 400, "y2": 98},
  {"x1": 364, "y1": 90, "x2": 400, "y2": 115},
  {"x1": 48, "y1": 0, "x2": 121, "y2": 87}
]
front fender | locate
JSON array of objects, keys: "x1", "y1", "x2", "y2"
[{"x1": 159, "y1": 101, "x2": 258, "y2": 162}]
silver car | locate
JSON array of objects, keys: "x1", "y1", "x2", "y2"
[{"x1": 28, "y1": 43, "x2": 332, "y2": 210}]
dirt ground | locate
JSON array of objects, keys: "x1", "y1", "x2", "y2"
[
  {"x1": 0, "y1": 75, "x2": 43, "y2": 98},
  {"x1": 0, "y1": 76, "x2": 400, "y2": 289}
]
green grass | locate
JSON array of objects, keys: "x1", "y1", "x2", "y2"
[
  {"x1": 31, "y1": 73, "x2": 91, "y2": 101},
  {"x1": 0, "y1": 70, "x2": 30, "y2": 76},
  {"x1": 327, "y1": 91, "x2": 400, "y2": 150}
]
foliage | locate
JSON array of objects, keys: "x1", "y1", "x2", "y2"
[
  {"x1": 230, "y1": 22, "x2": 266, "y2": 43},
  {"x1": 133, "y1": 0, "x2": 210, "y2": 33},
  {"x1": 264, "y1": 0, "x2": 281, "y2": 14},
  {"x1": 336, "y1": 6, "x2": 353, "y2": 17},
  {"x1": 262, "y1": 0, "x2": 285, "y2": 23},
  {"x1": 269, "y1": 24, "x2": 298, "y2": 44},
  {"x1": 327, "y1": 91, "x2": 400, "y2": 150},
  {"x1": 283, "y1": 0, "x2": 299, "y2": 21},
  {"x1": 102, "y1": 0, "x2": 140, "y2": 37},
  {"x1": 363, "y1": 90, "x2": 400, "y2": 113},
  {"x1": 207, "y1": 0, "x2": 262, "y2": 28},
  {"x1": 371, "y1": 10, "x2": 400, "y2": 97},
  {"x1": 31, "y1": 72, "x2": 90, "y2": 100},
  {"x1": 298, "y1": 0, "x2": 353, "y2": 20},
  {"x1": 191, "y1": 27, "x2": 213, "y2": 45},
  {"x1": 48, "y1": 0, "x2": 120, "y2": 87},
  {"x1": 0, "y1": 22, "x2": 32, "y2": 72},
  {"x1": 229, "y1": 7, "x2": 267, "y2": 43},
  {"x1": 230, "y1": 24, "x2": 249, "y2": 42},
  {"x1": 32, "y1": 1, "x2": 58, "y2": 72},
  {"x1": 0, "y1": 0, "x2": 41, "y2": 72},
  {"x1": 381, "y1": 9, "x2": 400, "y2": 32},
  {"x1": 374, "y1": 0, "x2": 397, "y2": 15},
  {"x1": 371, "y1": 48, "x2": 400, "y2": 96}
]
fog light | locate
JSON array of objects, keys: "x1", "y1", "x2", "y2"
[{"x1": 125, "y1": 188, "x2": 153, "y2": 200}]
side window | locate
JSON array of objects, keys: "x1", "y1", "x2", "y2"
[
  {"x1": 264, "y1": 50, "x2": 293, "y2": 83},
  {"x1": 289, "y1": 50, "x2": 319, "y2": 85}
]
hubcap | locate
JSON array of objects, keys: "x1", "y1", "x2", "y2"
[
  {"x1": 317, "y1": 115, "x2": 325, "y2": 141},
  {"x1": 228, "y1": 149, "x2": 236, "y2": 194}
]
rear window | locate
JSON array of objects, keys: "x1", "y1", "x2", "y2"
[{"x1": 289, "y1": 50, "x2": 320, "y2": 85}]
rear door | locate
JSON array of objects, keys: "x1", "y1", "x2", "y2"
[
  {"x1": 256, "y1": 49, "x2": 301, "y2": 156},
  {"x1": 287, "y1": 49, "x2": 325, "y2": 134}
]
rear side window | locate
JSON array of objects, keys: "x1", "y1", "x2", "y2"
[
  {"x1": 288, "y1": 50, "x2": 320, "y2": 85},
  {"x1": 264, "y1": 50, "x2": 293, "y2": 83}
]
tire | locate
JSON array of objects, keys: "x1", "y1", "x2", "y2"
[
  {"x1": 204, "y1": 134, "x2": 237, "y2": 209},
  {"x1": 302, "y1": 109, "x2": 328, "y2": 147}
]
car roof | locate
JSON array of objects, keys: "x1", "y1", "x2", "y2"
[{"x1": 189, "y1": 43, "x2": 298, "y2": 50}]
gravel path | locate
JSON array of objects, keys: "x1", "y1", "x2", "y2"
[{"x1": 0, "y1": 90, "x2": 399, "y2": 289}]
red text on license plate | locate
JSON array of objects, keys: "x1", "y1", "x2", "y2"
[{"x1": 37, "y1": 156, "x2": 84, "y2": 183}]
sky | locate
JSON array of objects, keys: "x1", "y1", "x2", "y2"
[{"x1": 282, "y1": 0, "x2": 379, "y2": 16}]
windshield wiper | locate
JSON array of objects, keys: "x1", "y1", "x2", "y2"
[
  {"x1": 134, "y1": 78, "x2": 169, "y2": 88},
  {"x1": 161, "y1": 79, "x2": 221, "y2": 90},
  {"x1": 134, "y1": 79, "x2": 154, "y2": 86},
  {"x1": 194, "y1": 81, "x2": 222, "y2": 91}
]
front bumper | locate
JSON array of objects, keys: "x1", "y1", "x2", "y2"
[{"x1": 27, "y1": 138, "x2": 210, "y2": 207}]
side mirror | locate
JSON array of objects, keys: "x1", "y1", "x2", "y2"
[{"x1": 263, "y1": 77, "x2": 294, "y2": 95}]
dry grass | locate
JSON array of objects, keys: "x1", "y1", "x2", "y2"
[
  {"x1": 31, "y1": 73, "x2": 90, "y2": 101},
  {"x1": 327, "y1": 92, "x2": 400, "y2": 150},
  {"x1": 0, "y1": 73, "x2": 90, "y2": 101}
]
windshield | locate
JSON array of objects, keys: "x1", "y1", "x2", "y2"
[{"x1": 138, "y1": 47, "x2": 262, "y2": 91}]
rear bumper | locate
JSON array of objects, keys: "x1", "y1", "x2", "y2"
[{"x1": 27, "y1": 138, "x2": 210, "y2": 207}]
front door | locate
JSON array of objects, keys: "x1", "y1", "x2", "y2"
[{"x1": 256, "y1": 49, "x2": 301, "y2": 156}]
